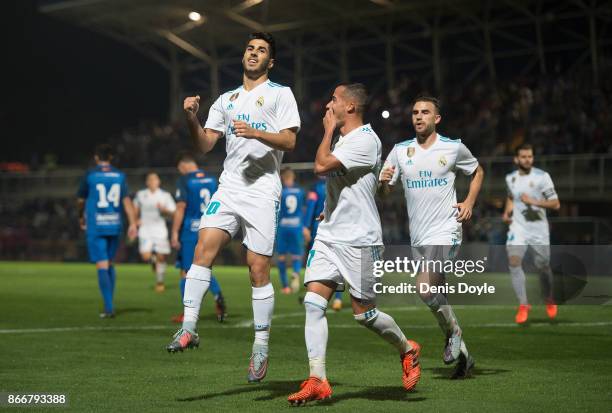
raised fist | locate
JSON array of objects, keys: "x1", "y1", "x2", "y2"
[{"x1": 184, "y1": 95, "x2": 200, "y2": 115}]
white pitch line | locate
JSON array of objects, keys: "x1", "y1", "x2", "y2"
[{"x1": 1, "y1": 321, "x2": 611, "y2": 335}]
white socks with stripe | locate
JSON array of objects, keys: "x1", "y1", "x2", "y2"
[
  {"x1": 354, "y1": 308, "x2": 410, "y2": 354},
  {"x1": 304, "y1": 292, "x2": 328, "y2": 380},
  {"x1": 182, "y1": 264, "x2": 211, "y2": 332},
  {"x1": 252, "y1": 283, "x2": 275, "y2": 348}
]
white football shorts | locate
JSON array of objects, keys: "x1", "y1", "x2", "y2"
[
  {"x1": 200, "y1": 187, "x2": 280, "y2": 257},
  {"x1": 304, "y1": 238, "x2": 383, "y2": 302}
]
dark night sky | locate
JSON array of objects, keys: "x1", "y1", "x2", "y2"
[{"x1": 3, "y1": 1, "x2": 168, "y2": 166}]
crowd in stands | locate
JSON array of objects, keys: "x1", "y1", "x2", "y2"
[
  {"x1": 98, "y1": 71, "x2": 612, "y2": 168},
  {"x1": 2, "y1": 72, "x2": 610, "y2": 260}
]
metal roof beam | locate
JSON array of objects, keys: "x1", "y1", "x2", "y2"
[{"x1": 157, "y1": 30, "x2": 213, "y2": 64}]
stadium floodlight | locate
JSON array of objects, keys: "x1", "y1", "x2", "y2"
[
  {"x1": 382, "y1": 110, "x2": 390, "y2": 119},
  {"x1": 188, "y1": 11, "x2": 202, "y2": 22}
]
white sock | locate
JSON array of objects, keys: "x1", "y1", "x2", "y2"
[
  {"x1": 304, "y1": 292, "x2": 328, "y2": 380},
  {"x1": 355, "y1": 308, "x2": 410, "y2": 354},
  {"x1": 424, "y1": 293, "x2": 460, "y2": 336},
  {"x1": 155, "y1": 262, "x2": 167, "y2": 283},
  {"x1": 252, "y1": 283, "x2": 274, "y2": 347},
  {"x1": 182, "y1": 264, "x2": 211, "y2": 332},
  {"x1": 510, "y1": 265, "x2": 528, "y2": 305}
]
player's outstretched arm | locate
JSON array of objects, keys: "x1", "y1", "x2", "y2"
[
  {"x1": 171, "y1": 202, "x2": 186, "y2": 249},
  {"x1": 184, "y1": 95, "x2": 222, "y2": 153},
  {"x1": 454, "y1": 164, "x2": 484, "y2": 222},
  {"x1": 122, "y1": 197, "x2": 138, "y2": 240},
  {"x1": 233, "y1": 121, "x2": 297, "y2": 151},
  {"x1": 313, "y1": 110, "x2": 343, "y2": 175}
]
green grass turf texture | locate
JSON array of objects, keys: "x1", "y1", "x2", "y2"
[{"x1": 1, "y1": 261, "x2": 611, "y2": 412}]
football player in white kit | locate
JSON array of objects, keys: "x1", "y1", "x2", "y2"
[
  {"x1": 379, "y1": 96, "x2": 484, "y2": 379},
  {"x1": 287, "y1": 84, "x2": 421, "y2": 406},
  {"x1": 166, "y1": 32, "x2": 301, "y2": 384},
  {"x1": 502, "y1": 143, "x2": 560, "y2": 324},
  {"x1": 134, "y1": 172, "x2": 176, "y2": 292}
]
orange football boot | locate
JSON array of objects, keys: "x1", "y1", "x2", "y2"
[
  {"x1": 515, "y1": 304, "x2": 531, "y2": 324},
  {"x1": 287, "y1": 376, "x2": 332, "y2": 406},
  {"x1": 546, "y1": 303, "x2": 558, "y2": 319},
  {"x1": 401, "y1": 340, "x2": 421, "y2": 391}
]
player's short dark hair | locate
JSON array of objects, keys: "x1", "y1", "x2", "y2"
[
  {"x1": 248, "y1": 32, "x2": 276, "y2": 59},
  {"x1": 281, "y1": 166, "x2": 294, "y2": 177},
  {"x1": 413, "y1": 95, "x2": 441, "y2": 115},
  {"x1": 177, "y1": 152, "x2": 197, "y2": 165},
  {"x1": 339, "y1": 83, "x2": 368, "y2": 114},
  {"x1": 94, "y1": 144, "x2": 114, "y2": 161},
  {"x1": 515, "y1": 143, "x2": 533, "y2": 155}
]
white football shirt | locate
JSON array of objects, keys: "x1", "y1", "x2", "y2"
[
  {"x1": 384, "y1": 134, "x2": 478, "y2": 246},
  {"x1": 506, "y1": 167, "x2": 557, "y2": 245},
  {"x1": 204, "y1": 80, "x2": 301, "y2": 201},
  {"x1": 316, "y1": 124, "x2": 383, "y2": 246},
  {"x1": 134, "y1": 188, "x2": 176, "y2": 238}
]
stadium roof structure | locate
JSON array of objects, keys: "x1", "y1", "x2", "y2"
[{"x1": 41, "y1": 0, "x2": 611, "y2": 120}]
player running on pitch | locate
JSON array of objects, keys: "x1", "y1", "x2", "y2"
[
  {"x1": 166, "y1": 32, "x2": 300, "y2": 384},
  {"x1": 379, "y1": 96, "x2": 484, "y2": 379},
  {"x1": 276, "y1": 167, "x2": 307, "y2": 294},
  {"x1": 171, "y1": 153, "x2": 227, "y2": 323},
  {"x1": 77, "y1": 144, "x2": 138, "y2": 318},
  {"x1": 134, "y1": 172, "x2": 176, "y2": 292},
  {"x1": 287, "y1": 84, "x2": 421, "y2": 406},
  {"x1": 502, "y1": 143, "x2": 560, "y2": 324}
]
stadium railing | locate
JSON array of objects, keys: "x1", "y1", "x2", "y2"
[{"x1": 2, "y1": 154, "x2": 611, "y2": 201}]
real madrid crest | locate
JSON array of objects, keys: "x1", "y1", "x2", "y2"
[
  {"x1": 256, "y1": 96, "x2": 264, "y2": 107},
  {"x1": 438, "y1": 155, "x2": 447, "y2": 167},
  {"x1": 407, "y1": 147, "x2": 415, "y2": 157},
  {"x1": 511, "y1": 176, "x2": 516, "y2": 184},
  {"x1": 229, "y1": 92, "x2": 239, "y2": 102},
  {"x1": 529, "y1": 181, "x2": 534, "y2": 188}
]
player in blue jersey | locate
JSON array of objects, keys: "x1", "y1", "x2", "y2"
[
  {"x1": 276, "y1": 167, "x2": 307, "y2": 294},
  {"x1": 303, "y1": 176, "x2": 344, "y2": 310},
  {"x1": 77, "y1": 144, "x2": 138, "y2": 318},
  {"x1": 170, "y1": 153, "x2": 227, "y2": 323}
]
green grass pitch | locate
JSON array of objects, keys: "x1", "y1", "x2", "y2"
[{"x1": 1, "y1": 262, "x2": 611, "y2": 412}]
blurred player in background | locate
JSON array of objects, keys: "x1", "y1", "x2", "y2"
[
  {"x1": 379, "y1": 96, "x2": 484, "y2": 378},
  {"x1": 288, "y1": 84, "x2": 420, "y2": 405},
  {"x1": 134, "y1": 172, "x2": 176, "y2": 292},
  {"x1": 303, "y1": 176, "x2": 344, "y2": 310},
  {"x1": 171, "y1": 153, "x2": 226, "y2": 323},
  {"x1": 77, "y1": 144, "x2": 138, "y2": 318},
  {"x1": 166, "y1": 31, "x2": 301, "y2": 385},
  {"x1": 276, "y1": 167, "x2": 306, "y2": 294},
  {"x1": 503, "y1": 143, "x2": 560, "y2": 324}
]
